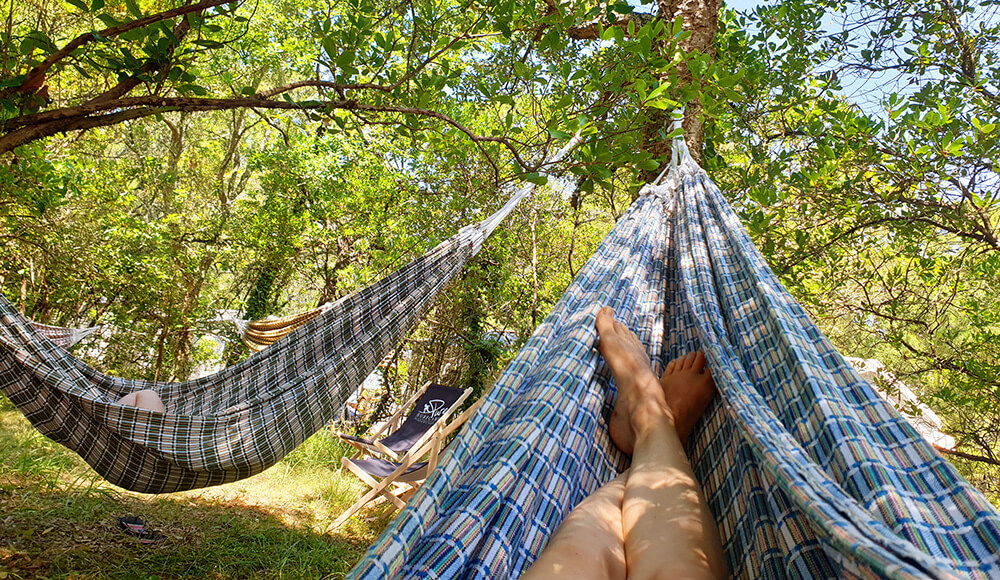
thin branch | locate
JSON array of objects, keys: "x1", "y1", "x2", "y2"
[
  {"x1": 935, "y1": 445, "x2": 1000, "y2": 467},
  {"x1": 258, "y1": 80, "x2": 393, "y2": 98}
]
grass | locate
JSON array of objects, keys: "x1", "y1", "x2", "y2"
[{"x1": 0, "y1": 395, "x2": 393, "y2": 579}]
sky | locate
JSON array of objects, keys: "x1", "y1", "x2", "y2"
[
  {"x1": 724, "y1": 0, "x2": 772, "y2": 12},
  {"x1": 627, "y1": 0, "x2": 773, "y2": 15}
]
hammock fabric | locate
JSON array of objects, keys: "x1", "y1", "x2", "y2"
[
  {"x1": 349, "y1": 153, "x2": 1000, "y2": 579},
  {"x1": 0, "y1": 224, "x2": 489, "y2": 494},
  {"x1": 234, "y1": 305, "x2": 330, "y2": 351},
  {"x1": 29, "y1": 320, "x2": 100, "y2": 348}
]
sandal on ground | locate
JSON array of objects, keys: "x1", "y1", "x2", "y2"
[{"x1": 118, "y1": 516, "x2": 165, "y2": 544}]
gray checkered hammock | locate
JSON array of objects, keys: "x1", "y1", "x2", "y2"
[
  {"x1": 349, "y1": 149, "x2": 1000, "y2": 578},
  {"x1": 0, "y1": 162, "x2": 556, "y2": 493},
  {"x1": 29, "y1": 320, "x2": 100, "y2": 348}
]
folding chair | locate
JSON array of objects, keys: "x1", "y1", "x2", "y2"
[{"x1": 331, "y1": 383, "x2": 476, "y2": 528}]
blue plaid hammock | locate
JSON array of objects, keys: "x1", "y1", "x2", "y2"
[{"x1": 349, "y1": 151, "x2": 1000, "y2": 579}]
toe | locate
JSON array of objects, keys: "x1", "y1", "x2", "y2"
[
  {"x1": 596, "y1": 306, "x2": 616, "y2": 335},
  {"x1": 693, "y1": 350, "x2": 706, "y2": 372}
]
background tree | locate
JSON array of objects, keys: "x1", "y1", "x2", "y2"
[{"x1": 2, "y1": 0, "x2": 998, "y2": 502}]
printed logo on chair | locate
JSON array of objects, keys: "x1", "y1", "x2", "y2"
[{"x1": 415, "y1": 400, "x2": 447, "y2": 424}]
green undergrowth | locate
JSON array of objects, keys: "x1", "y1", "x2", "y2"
[{"x1": 0, "y1": 395, "x2": 392, "y2": 579}]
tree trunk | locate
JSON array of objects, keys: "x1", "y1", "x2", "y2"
[
  {"x1": 651, "y1": 0, "x2": 723, "y2": 163},
  {"x1": 160, "y1": 114, "x2": 187, "y2": 217}
]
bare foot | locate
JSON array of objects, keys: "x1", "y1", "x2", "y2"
[
  {"x1": 596, "y1": 306, "x2": 671, "y2": 455},
  {"x1": 596, "y1": 307, "x2": 716, "y2": 454},
  {"x1": 660, "y1": 351, "x2": 716, "y2": 446}
]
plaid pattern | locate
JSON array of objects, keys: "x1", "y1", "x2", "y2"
[
  {"x1": 28, "y1": 320, "x2": 99, "y2": 348},
  {"x1": 0, "y1": 227, "x2": 484, "y2": 493},
  {"x1": 349, "y1": 154, "x2": 1000, "y2": 579}
]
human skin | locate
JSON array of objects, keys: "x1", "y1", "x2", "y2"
[{"x1": 520, "y1": 306, "x2": 725, "y2": 580}]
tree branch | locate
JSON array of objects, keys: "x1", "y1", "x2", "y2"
[
  {"x1": 0, "y1": 0, "x2": 236, "y2": 99},
  {"x1": 0, "y1": 95, "x2": 534, "y2": 170},
  {"x1": 563, "y1": 12, "x2": 656, "y2": 40},
  {"x1": 257, "y1": 80, "x2": 393, "y2": 98}
]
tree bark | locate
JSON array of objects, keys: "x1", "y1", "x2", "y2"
[{"x1": 651, "y1": 0, "x2": 723, "y2": 164}]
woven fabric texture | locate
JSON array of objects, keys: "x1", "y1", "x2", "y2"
[
  {"x1": 28, "y1": 320, "x2": 99, "y2": 348},
  {"x1": 349, "y1": 155, "x2": 1000, "y2": 579},
  {"x1": 0, "y1": 227, "x2": 483, "y2": 494}
]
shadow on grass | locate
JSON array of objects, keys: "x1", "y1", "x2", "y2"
[
  {"x1": 0, "y1": 397, "x2": 394, "y2": 580},
  {"x1": 0, "y1": 482, "x2": 392, "y2": 580}
]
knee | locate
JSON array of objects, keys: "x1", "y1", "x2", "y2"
[{"x1": 120, "y1": 389, "x2": 166, "y2": 413}]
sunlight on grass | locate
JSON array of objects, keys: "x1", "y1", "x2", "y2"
[{"x1": 0, "y1": 395, "x2": 393, "y2": 579}]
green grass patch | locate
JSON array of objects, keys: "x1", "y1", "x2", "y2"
[{"x1": 0, "y1": 395, "x2": 393, "y2": 579}]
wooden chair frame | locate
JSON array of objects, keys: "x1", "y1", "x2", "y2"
[
  {"x1": 331, "y1": 386, "x2": 480, "y2": 529},
  {"x1": 334, "y1": 382, "x2": 443, "y2": 462}
]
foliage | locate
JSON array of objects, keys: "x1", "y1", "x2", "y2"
[
  {"x1": 1, "y1": 0, "x2": 999, "y2": 506},
  {"x1": 709, "y1": 0, "x2": 1000, "y2": 484}
]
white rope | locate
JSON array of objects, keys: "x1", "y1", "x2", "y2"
[
  {"x1": 469, "y1": 133, "x2": 584, "y2": 249},
  {"x1": 641, "y1": 110, "x2": 690, "y2": 200}
]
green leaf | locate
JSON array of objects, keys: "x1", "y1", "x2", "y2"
[
  {"x1": 97, "y1": 13, "x2": 120, "y2": 28},
  {"x1": 525, "y1": 173, "x2": 548, "y2": 185},
  {"x1": 120, "y1": 28, "x2": 146, "y2": 42},
  {"x1": 640, "y1": 37, "x2": 651, "y2": 59},
  {"x1": 671, "y1": 15, "x2": 684, "y2": 36},
  {"x1": 66, "y1": 0, "x2": 90, "y2": 12},
  {"x1": 125, "y1": 0, "x2": 142, "y2": 18},
  {"x1": 177, "y1": 84, "x2": 209, "y2": 96},
  {"x1": 194, "y1": 39, "x2": 225, "y2": 48},
  {"x1": 0, "y1": 76, "x2": 25, "y2": 90},
  {"x1": 91, "y1": 0, "x2": 104, "y2": 11},
  {"x1": 336, "y1": 51, "x2": 355, "y2": 69},
  {"x1": 547, "y1": 128, "x2": 572, "y2": 139},
  {"x1": 646, "y1": 82, "x2": 668, "y2": 101}
]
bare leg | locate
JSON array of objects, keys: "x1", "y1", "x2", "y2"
[
  {"x1": 117, "y1": 389, "x2": 166, "y2": 413},
  {"x1": 522, "y1": 307, "x2": 724, "y2": 579},
  {"x1": 520, "y1": 473, "x2": 627, "y2": 580},
  {"x1": 597, "y1": 306, "x2": 725, "y2": 580}
]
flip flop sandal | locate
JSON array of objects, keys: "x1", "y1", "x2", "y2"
[
  {"x1": 118, "y1": 516, "x2": 147, "y2": 536},
  {"x1": 118, "y1": 516, "x2": 166, "y2": 544},
  {"x1": 136, "y1": 530, "x2": 166, "y2": 544}
]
